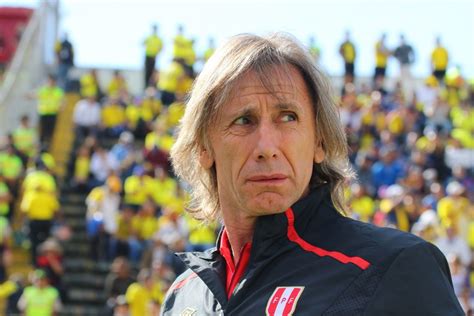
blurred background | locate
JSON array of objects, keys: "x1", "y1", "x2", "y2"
[{"x1": 0, "y1": 0, "x2": 473, "y2": 315}]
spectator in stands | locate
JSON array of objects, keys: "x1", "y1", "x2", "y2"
[
  {"x1": 36, "y1": 238, "x2": 66, "y2": 301},
  {"x1": 151, "y1": 166, "x2": 177, "y2": 210},
  {"x1": 20, "y1": 184, "x2": 60, "y2": 264},
  {"x1": 86, "y1": 175, "x2": 122, "y2": 261},
  {"x1": 55, "y1": 33, "x2": 74, "y2": 89},
  {"x1": 371, "y1": 145, "x2": 405, "y2": 192},
  {"x1": 80, "y1": 69, "x2": 102, "y2": 100},
  {"x1": 110, "y1": 131, "x2": 136, "y2": 178},
  {"x1": 104, "y1": 257, "x2": 136, "y2": 316},
  {"x1": 18, "y1": 269, "x2": 62, "y2": 315},
  {"x1": 157, "y1": 58, "x2": 186, "y2": 106},
  {"x1": 447, "y1": 253, "x2": 471, "y2": 314},
  {"x1": 0, "y1": 273, "x2": 25, "y2": 315},
  {"x1": 13, "y1": 115, "x2": 38, "y2": 161},
  {"x1": 108, "y1": 70, "x2": 128, "y2": 98},
  {"x1": 436, "y1": 224, "x2": 472, "y2": 269},
  {"x1": 393, "y1": 34, "x2": 415, "y2": 97},
  {"x1": 431, "y1": 36, "x2": 449, "y2": 83},
  {"x1": 89, "y1": 144, "x2": 119, "y2": 189},
  {"x1": 100, "y1": 96, "x2": 127, "y2": 138},
  {"x1": 73, "y1": 95, "x2": 101, "y2": 141},
  {"x1": 0, "y1": 144, "x2": 24, "y2": 220},
  {"x1": 129, "y1": 200, "x2": 159, "y2": 266},
  {"x1": 143, "y1": 24, "x2": 163, "y2": 88},
  {"x1": 22, "y1": 159, "x2": 57, "y2": 195},
  {"x1": 125, "y1": 268, "x2": 159, "y2": 316},
  {"x1": 338, "y1": 30, "x2": 356, "y2": 81},
  {"x1": 0, "y1": 173, "x2": 12, "y2": 220},
  {"x1": 111, "y1": 206, "x2": 135, "y2": 260},
  {"x1": 123, "y1": 165, "x2": 154, "y2": 211},
  {"x1": 144, "y1": 119, "x2": 173, "y2": 172},
  {"x1": 0, "y1": 214, "x2": 12, "y2": 281},
  {"x1": 72, "y1": 144, "x2": 91, "y2": 191},
  {"x1": 374, "y1": 33, "x2": 391, "y2": 83},
  {"x1": 32, "y1": 74, "x2": 64, "y2": 148},
  {"x1": 153, "y1": 205, "x2": 187, "y2": 276}
]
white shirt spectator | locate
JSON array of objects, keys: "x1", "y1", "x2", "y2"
[
  {"x1": 90, "y1": 149, "x2": 119, "y2": 182},
  {"x1": 73, "y1": 98, "x2": 101, "y2": 127},
  {"x1": 435, "y1": 235, "x2": 472, "y2": 268}
]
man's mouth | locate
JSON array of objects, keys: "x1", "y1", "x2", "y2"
[{"x1": 247, "y1": 174, "x2": 288, "y2": 183}]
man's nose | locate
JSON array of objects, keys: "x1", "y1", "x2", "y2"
[{"x1": 254, "y1": 120, "x2": 279, "y2": 161}]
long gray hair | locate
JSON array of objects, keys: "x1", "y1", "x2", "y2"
[{"x1": 171, "y1": 33, "x2": 351, "y2": 221}]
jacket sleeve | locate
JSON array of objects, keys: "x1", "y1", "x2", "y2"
[{"x1": 363, "y1": 241, "x2": 464, "y2": 316}]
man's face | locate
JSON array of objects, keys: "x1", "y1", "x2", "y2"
[{"x1": 201, "y1": 66, "x2": 324, "y2": 219}]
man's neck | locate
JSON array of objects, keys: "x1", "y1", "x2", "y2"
[{"x1": 222, "y1": 213, "x2": 256, "y2": 264}]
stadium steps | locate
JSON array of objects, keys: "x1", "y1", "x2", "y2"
[
  {"x1": 50, "y1": 93, "x2": 81, "y2": 180},
  {"x1": 42, "y1": 92, "x2": 109, "y2": 315},
  {"x1": 59, "y1": 192, "x2": 109, "y2": 315}
]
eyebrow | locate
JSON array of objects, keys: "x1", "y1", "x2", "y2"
[{"x1": 230, "y1": 101, "x2": 302, "y2": 117}]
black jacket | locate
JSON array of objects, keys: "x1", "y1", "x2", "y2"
[{"x1": 161, "y1": 185, "x2": 463, "y2": 315}]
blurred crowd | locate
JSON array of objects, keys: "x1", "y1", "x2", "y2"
[{"x1": 0, "y1": 23, "x2": 472, "y2": 315}]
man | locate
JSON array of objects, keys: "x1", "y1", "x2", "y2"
[
  {"x1": 393, "y1": 34, "x2": 415, "y2": 98},
  {"x1": 339, "y1": 30, "x2": 356, "y2": 80},
  {"x1": 431, "y1": 36, "x2": 449, "y2": 83},
  {"x1": 374, "y1": 33, "x2": 391, "y2": 82},
  {"x1": 34, "y1": 74, "x2": 64, "y2": 148},
  {"x1": 55, "y1": 33, "x2": 74, "y2": 89},
  {"x1": 144, "y1": 24, "x2": 163, "y2": 88},
  {"x1": 162, "y1": 34, "x2": 463, "y2": 315},
  {"x1": 17, "y1": 269, "x2": 62, "y2": 315}
]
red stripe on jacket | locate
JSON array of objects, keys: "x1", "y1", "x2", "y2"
[{"x1": 285, "y1": 208, "x2": 370, "y2": 270}]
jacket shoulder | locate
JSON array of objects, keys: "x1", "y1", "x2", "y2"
[{"x1": 334, "y1": 215, "x2": 426, "y2": 267}]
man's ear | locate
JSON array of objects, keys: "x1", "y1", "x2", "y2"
[
  {"x1": 199, "y1": 148, "x2": 214, "y2": 169},
  {"x1": 314, "y1": 141, "x2": 325, "y2": 164}
]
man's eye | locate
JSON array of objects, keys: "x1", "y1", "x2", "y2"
[
  {"x1": 281, "y1": 113, "x2": 297, "y2": 122},
  {"x1": 234, "y1": 116, "x2": 252, "y2": 125}
]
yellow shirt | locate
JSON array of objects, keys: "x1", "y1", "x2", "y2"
[
  {"x1": 38, "y1": 86, "x2": 64, "y2": 115},
  {"x1": 21, "y1": 190, "x2": 59, "y2": 220},
  {"x1": 132, "y1": 215, "x2": 159, "y2": 240},
  {"x1": 173, "y1": 35, "x2": 190, "y2": 60},
  {"x1": 124, "y1": 175, "x2": 154, "y2": 205},
  {"x1": 142, "y1": 98, "x2": 162, "y2": 117},
  {"x1": 375, "y1": 41, "x2": 388, "y2": 67},
  {"x1": 0, "y1": 154, "x2": 23, "y2": 180},
  {"x1": 107, "y1": 77, "x2": 128, "y2": 97},
  {"x1": 151, "y1": 177, "x2": 177, "y2": 207},
  {"x1": 145, "y1": 35, "x2": 163, "y2": 57},
  {"x1": 340, "y1": 42, "x2": 355, "y2": 63},
  {"x1": 102, "y1": 104, "x2": 125, "y2": 128},
  {"x1": 80, "y1": 73, "x2": 99, "y2": 98},
  {"x1": 144, "y1": 132, "x2": 174, "y2": 153},
  {"x1": 351, "y1": 196, "x2": 375, "y2": 222},
  {"x1": 125, "y1": 104, "x2": 154, "y2": 129},
  {"x1": 23, "y1": 170, "x2": 57, "y2": 194},
  {"x1": 0, "y1": 182, "x2": 9, "y2": 216},
  {"x1": 13, "y1": 127, "x2": 36, "y2": 157},
  {"x1": 431, "y1": 46, "x2": 449, "y2": 70},
  {"x1": 186, "y1": 216, "x2": 217, "y2": 245},
  {"x1": 74, "y1": 156, "x2": 90, "y2": 180},
  {"x1": 125, "y1": 283, "x2": 160, "y2": 316},
  {"x1": 166, "y1": 102, "x2": 185, "y2": 127},
  {"x1": 116, "y1": 214, "x2": 133, "y2": 240},
  {"x1": 157, "y1": 61, "x2": 185, "y2": 93}
]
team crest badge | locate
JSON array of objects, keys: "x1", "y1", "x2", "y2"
[
  {"x1": 180, "y1": 307, "x2": 197, "y2": 316},
  {"x1": 266, "y1": 286, "x2": 304, "y2": 316}
]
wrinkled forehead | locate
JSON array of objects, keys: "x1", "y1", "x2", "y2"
[{"x1": 227, "y1": 64, "x2": 308, "y2": 103}]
